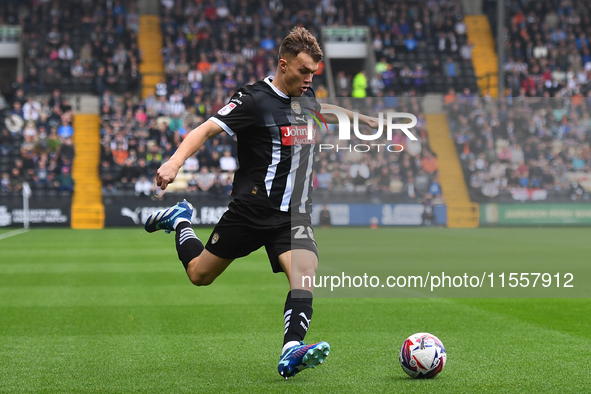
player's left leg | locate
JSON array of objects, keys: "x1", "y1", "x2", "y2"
[
  {"x1": 185, "y1": 249, "x2": 234, "y2": 286},
  {"x1": 276, "y1": 250, "x2": 330, "y2": 379},
  {"x1": 144, "y1": 199, "x2": 208, "y2": 272},
  {"x1": 144, "y1": 200, "x2": 235, "y2": 286}
]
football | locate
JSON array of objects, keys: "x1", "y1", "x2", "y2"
[{"x1": 399, "y1": 333, "x2": 447, "y2": 378}]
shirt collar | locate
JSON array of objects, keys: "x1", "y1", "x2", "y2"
[{"x1": 264, "y1": 75, "x2": 289, "y2": 99}]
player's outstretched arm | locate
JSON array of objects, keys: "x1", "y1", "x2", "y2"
[
  {"x1": 320, "y1": 103, "x2": 379, "y2": 129},
  {"x1": 156, "y1": 119, "x2": 223, "y2": 190}
]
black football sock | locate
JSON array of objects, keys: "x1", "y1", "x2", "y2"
[
  {"x1": 283, "y1": 289, "x2": 313, "y2": 347},
  {"x1": 175, "y1": 222, "x2": 204, "y2": 270}
]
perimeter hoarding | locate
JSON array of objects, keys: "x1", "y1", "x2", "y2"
[{"x1": 481, "y1": 203, "x2": 591, "y2": 226}]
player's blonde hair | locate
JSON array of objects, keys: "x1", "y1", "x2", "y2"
[{"x1": 278, "y1": 27, "x2": 323, "y2": 62}]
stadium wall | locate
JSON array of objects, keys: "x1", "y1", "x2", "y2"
[
  {"x1": 102, "y1": 195, "x2": 447, "y2": 227},
  {"x1": 0, "y1": 196, "x2": 71, "y2": 228},
  {"x1": 310, "y1": 204, "x2": 447, "y2": 226}
]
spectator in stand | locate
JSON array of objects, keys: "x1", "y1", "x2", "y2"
[
  {"x1": 1, "y1": 172, "x2": 11, "y2": 194},
  {"x1": 460, "y1": 41, "x2": 474, "y2": 62},
  {"x1": 219, "y1": 150, "x2": 237, "y2": 172},
  {"x1": 10, "y1": 167, "x2": 24, "y2": 193},
  {"x1": 0, "y1": 89, "x2": 7, "y2": 110},
  {"x1": 421, "y1": 150, "x2": 439, "y2": 174},
  {"x1": 196, "y1": 166, "x2": 215, "y2": 192},
  {"x1": 429, "y1": 175, "x2": 442, "y2": 197},
  {"x1": 22, "y1": 97, "x2": 41, "y2": 123},
  {"x1": 54, "y1": 166, "x2": 74, "y2": 192},
  {"x1": 422, "y1": 194, "x2": 435, "y2": 225},
  {"x1": 352, "y1": 71, "x2": 368, "y2": 98},
  {"x1": 135, "y1": 175, "x2": 154, "y2": 197},
  {"x1": 57, "y1": 119, "x2": 74, "y2": 141},
  {"x1": 316, "y1": 167, "x2": 332, "y2": 190},
  {"x1": 443, "y1": 57, "x2": 459, "y2": 81}
]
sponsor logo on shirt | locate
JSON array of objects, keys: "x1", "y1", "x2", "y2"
[{"x1": 281, "y1": 125, "x2": 317, "y2": 145}]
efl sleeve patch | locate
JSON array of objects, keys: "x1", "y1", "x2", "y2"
[
  {"x1": 211, "y1": 89, "x2": 256, "y2": 134},
  {"x1": 217, "y1": 102, "x2": 237, "y2": 116}
]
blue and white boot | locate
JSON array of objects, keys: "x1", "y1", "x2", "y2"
[
  {"x1": 144, "y1": 200, "x2": 193, "y2": 233},
  {"x1": 278, "y1": 341, "x2": 330, "y2": 379}
]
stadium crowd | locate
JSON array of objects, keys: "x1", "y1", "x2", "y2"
[
  {"x1": 1, "y1": 0, "x2": 488, "y2": 205},
  {"x1": 0, "y1": 88, "x2": 76, "y2": 197},
  {"x1": 493, "y1": 0, "x2": 591, "y2": 98},
  {"x1": 96, "y1": 0, "x2": 451, "y2": 203},
  {"x1": 16, "y1": 0, "x2": 140, "y2": 94},
  {"x1": 368, "y1": 0, "x2": 477, "y2": 95},
  {"x1": 446, "y1": 91, "x2": 591, "y2": 201},
  {"x1": 98, "y1": 91, "x2": 441, "y2": 203},
  {"x1": 156, "y1": 0, "x2": 475, "y2": 98},
  {"x1": 311, "y1": 97, "x2": 442, "y2": 203}
]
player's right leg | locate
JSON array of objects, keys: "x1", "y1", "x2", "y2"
[
  {"x1": 276, "y1": 250, "x2": 330, "y2": 378},
  {"x1": 144, "y1": 200, "x2": 233, "y2": 285}
]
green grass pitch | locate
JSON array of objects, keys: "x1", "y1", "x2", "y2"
[{"x1": 1, "y1": 227, "x2": 590, "y2": 393}]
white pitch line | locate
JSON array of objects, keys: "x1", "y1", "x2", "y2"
[{"x1": 0, "y1": 229, "x2": 28, "y2": 240}]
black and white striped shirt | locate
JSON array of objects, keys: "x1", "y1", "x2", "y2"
[{"x1": 210, "y1": 76, "x2": 320, "y2": 214}]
